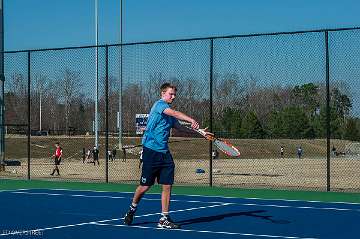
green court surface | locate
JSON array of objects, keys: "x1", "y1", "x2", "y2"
[{"x1": 1, "y1": 178, "x2": 359, "y2": 203}]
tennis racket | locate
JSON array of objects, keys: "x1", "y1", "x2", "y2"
[{"x1": 186, "y1": 126, "x2": 240, "y2": 157}]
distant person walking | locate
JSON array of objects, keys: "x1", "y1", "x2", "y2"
[
  {"x1": 122, "y1": 148, "x2": 126, "y2": 162},
  {"x1": 82, "y1": 148, "x2": 86, "y2": 163},
  {"x1": 93, "y1": 146, "x2": 99, "y2": 165},
  {"x1": 112, "y1": 148, "x2": 117, "y2": 161},
  {"x1": 86, "y1": 148, "x2": 92, "y2": 163},
  {"x1": 297, "y1": 146, "x2": 303, "y2": 159},
  {"x1": 108, "y1": 150, "x2": 113, "y2": 161},
  {"x1": 50, "y1": 142, "x2": 62, "y2": 176},
  {"x1": 280, "y1": 146, "x2": 284, "y2": 158},
  {"x1": 212, "y1": 149, "x2": 219, "y2": 160},
  {"x1": 332, "y1": 145, "x2": 337, "y2": 156},
  {"x1": 86, "y1": 148, "x2": 91, "y2": 162}
]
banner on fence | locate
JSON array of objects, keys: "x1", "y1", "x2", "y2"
[{"x1": 135, "y1": 114, "x2": 149, "y2": 135}]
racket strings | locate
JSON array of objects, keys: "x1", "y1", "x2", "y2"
[{"x1": 214, "y1": 139, "x2": 240, "y2": 157}]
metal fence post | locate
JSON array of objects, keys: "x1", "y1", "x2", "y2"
[
  {"x1": 105, "y1": 45, "x2": 109, "y2": 183},
  {"x1": 325, "y1": 31, "x2": 331, "y2": 191},
  {"x1": 0, "y1": 0, "x2": 4, "y2": 169},
  {"x1": 27, "y1": 50, "x2": 31, "y2": 180},
  {"x1": 209, "y1": 39, "x2": 214, "y2": 187}
]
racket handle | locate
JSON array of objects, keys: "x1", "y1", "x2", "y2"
[
  {"x1": 197, "y1": 128, "x2": 215, "y2": 141},
  {"x1": 197, "y1": 128, "x2": 206, "y2": 136}
]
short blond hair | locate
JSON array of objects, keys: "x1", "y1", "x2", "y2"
[{"x1": 160, "y1": 83, "x2": 177, "y2": 94}]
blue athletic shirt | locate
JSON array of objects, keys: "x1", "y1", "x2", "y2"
[{"x1": 142, "y1": 99, "x2": 179, "y2": 153}]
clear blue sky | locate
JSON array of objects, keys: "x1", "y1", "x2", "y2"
[
  {"x1": 3, "y1": 0, "x2": 360, "y2": 117},
  {"x1": 4, "y1": 0, "x2": 360, "y2": 51}
]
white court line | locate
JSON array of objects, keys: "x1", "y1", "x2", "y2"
[
  {"x1": 9, "y1": 191, "x2": 223, "y2": 204},
  {"x1": 10, "y1": 191, "x2": 360, "y2": 212},
  {"x1": 0, "y1": 188, "x2": 34, "y2": 193},
  {"x1": 185, "y1": 195, "x2": 360, "y2": 206},
  {"x1": 11, "y1": 191, "x2": 127, "y2": 199},
  {"x1": 0, "y1": 190, "x2": 20, "y2": 193},
  {"x1": 236, "y1": 203, "x2": 360, "y2": 212},
  {"x1": 24, "y1": 188, "x2": 360, "y2": 206},
  {"x1": 92, "y1": 222, "x2": 318, "y2": 239},
  {"x1": 0, "y1": 203, "x2": 231, "y2": 237}
]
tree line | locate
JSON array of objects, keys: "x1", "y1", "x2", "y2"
[
  {"x1": 4, "y1": 69, "x2": 360, "y2": 141},
  {"x1": 211, "y1": 81, "x2": 360, "y2": 141}
]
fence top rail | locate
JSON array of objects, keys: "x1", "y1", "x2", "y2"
[{"x1": 3, "y1": 26, "x2": 360, "y2": 54}]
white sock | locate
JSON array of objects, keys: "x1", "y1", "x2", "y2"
[{"x1": 130, "y1": 203, "x2": 138, "y2": 212}]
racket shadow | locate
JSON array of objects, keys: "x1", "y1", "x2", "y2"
[{"x1": 132, "y1": 210, "x2": 290, "y2": 226}]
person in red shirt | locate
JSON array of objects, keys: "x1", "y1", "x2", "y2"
[{"x1": 50, "y1": 142, "x2": 63, "y2": 176}]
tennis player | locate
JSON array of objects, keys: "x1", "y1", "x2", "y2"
[
  {"x1": 50, "y1": 142, "x2": 62, "y2": 176},
  {"x1": 123, "y1": 83, "x2": 212, "y2": 229}
]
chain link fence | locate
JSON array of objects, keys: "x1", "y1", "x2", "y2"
[{"x1": 1, "y1": 27, "x2": 360, "y2": 191}]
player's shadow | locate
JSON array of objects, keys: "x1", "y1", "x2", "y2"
[
  {"x1": 178, "y1": 210, "x2": 290, "y2": 225},
  {"x1": 132, "y1": 210, "x2": 290, "y2": 226}
]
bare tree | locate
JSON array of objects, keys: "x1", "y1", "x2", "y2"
[
  {"x1": 213, "y1": 72, "x2": 245, "y2": 116},
  {"x1": 57, "y1": 68, "x2": 81, "y2": 135},
  {"x1": 5, "y1": 73, "x2": 27, "y2": 124},
  {"x1": 108, "y1": 75, "x2": 119, "y2": 131},
  {"x1": 171, "y1": 77, "x2": 208, "y2": 123},
  {"x1": 122, "y1": 83, "x2": 146, "y2": 134},
  {"x1": 143, "y1": 72, "x2": 164, "y2": 110}
]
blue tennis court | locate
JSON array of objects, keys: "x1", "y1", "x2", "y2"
[{"x1": 1, "y1": 188, "x2": 359, "y2": 239}]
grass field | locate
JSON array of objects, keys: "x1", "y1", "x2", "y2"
[
  {"x1": 1, "y1": 135, "x2": 360, "y2": 192},
  {"x1": 2, "y1": 135, "x2": 354, "y2": 159}
]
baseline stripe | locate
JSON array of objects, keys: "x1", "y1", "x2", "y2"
[
  {"x1": 24, "y1": 188, "x2": 360, "y2": 206},
  {"x1": 10, "y1": 191, "x2": 359, "y2": 212},
  {"x1": 9, "y1": 191, "x2": 222, "y2": 204}
]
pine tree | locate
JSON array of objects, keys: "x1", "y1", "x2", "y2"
[
  {"x1": 344, "y1": 119, "x2": 360, "y2": 141},
  {"x1": 240, "y1": 111, "x2": 265, "y2": 138}
]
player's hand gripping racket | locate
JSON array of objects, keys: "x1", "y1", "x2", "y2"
[{"x1": 186, "y1": 126, "x2": 240, "y2": 157}]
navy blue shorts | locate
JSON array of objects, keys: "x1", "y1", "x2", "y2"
[{"x1": 140, "y1": 147, "x2": 175, "y2": 186}]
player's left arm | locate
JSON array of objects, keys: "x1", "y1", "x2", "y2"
[
  {"x1": 163, "y1": 108, "x2": 199, "y2": 129},
  {"x1": 173, "y1": 120, "x2": 196, "y2": 134},
  {"x1": 172, "y1": 118, "x2": 214, "y2": 140}
]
